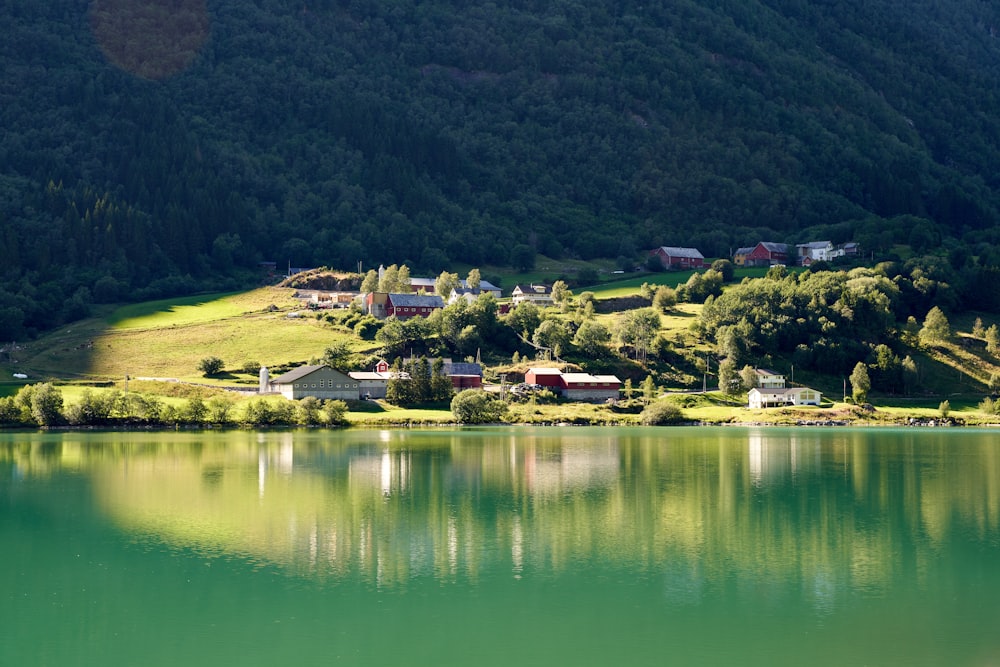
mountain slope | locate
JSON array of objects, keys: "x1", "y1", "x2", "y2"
[{"x1": 3, "y1": 0, "x2": 1000, "y2": 338}]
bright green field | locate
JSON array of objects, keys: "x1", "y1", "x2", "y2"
[
  {"x1": 9, "y1": 287, "x2": 353, "y2": 382},
  {"x1": 106, "y1": 291, "x2": 289, "y2": 329}
]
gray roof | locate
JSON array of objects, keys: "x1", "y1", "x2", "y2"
[
  {"x1": 758, "y1": 242, "x2": 789, "y2": 253},
  {"x1": 349, "y1": 371, "x2": 390, "y2": 381},
  {"x1": 388, "y1": 293, "x2": 445, "y2": 308},
  {"x1": 270, "y1": 365, "x2": 327, "y2": 384},
  {"x1": 657, "y1": 246, "x2": 704, "y2": 259},
  {"x1": 796, "y1": 241, "x2": 833, "y2": 249},
  {"x1": 444, "y1": 362, "x2": 482, "y2": 376},
  {"x1": 513, "y1": 283, "x2": 552, "y2": 295},
  {"x1": 460, "y1": 279, "x2": 501, "y2": 292},
  {"x1": 734, "y1": 246, "x2": 754, "y2": 255},
  {"x1": 749, "y1": 386, "x2": 818, "y2": 395}
]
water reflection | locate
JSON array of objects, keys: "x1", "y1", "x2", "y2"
[{"x1": 3, "y1": 427, "x2": 1000, "y2": 607}]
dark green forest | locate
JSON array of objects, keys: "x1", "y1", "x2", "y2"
[{"x1": 4, "y1": 0, "x2": 1000, "y2": 339}]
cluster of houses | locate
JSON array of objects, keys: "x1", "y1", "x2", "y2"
[
  {"x1": 299, "y1": 238, "x2": 861, "y2": 320},
  {"x1": 262, "y1": 360, "x2": 819, "y2": 410},
  {"x1": 275, "y1": 257, "x2": 837, "y2": 410},
  {"x1": 259, "y1": 362, "x2": 625, "y2": 404},
  {"x1": 649, "y1": 240, "x2": 859, "y2": 270},
  {"x1": 733, "y1": 240, "x2": 860, "y2": 267},
  {"x1": 261, "y1": 359, "x2": 484, "y2": 401}
]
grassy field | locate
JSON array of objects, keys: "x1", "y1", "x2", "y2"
[{"x1": 7, "y1": 287, "x2": 353, "y2": 382}]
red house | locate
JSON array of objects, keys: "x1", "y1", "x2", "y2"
[
  {"x1": 385, "y1": 293, "x2": 445, "y2": 319},
  {"x1": 743, "y1": 242, "x2": 789, "y2": 267},
  {"x1": 650, "y1": 246, "x2": 706, "y2": 270}
]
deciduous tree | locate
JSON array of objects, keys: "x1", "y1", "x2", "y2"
[
  {"x1": 919, "y1": 306, "x2": 950, "y2": 345},
  {"x1": 850, "y1": 362, "x2": 871, "y2": 404}
]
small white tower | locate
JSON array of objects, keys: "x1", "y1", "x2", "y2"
[{"x1": 259, "y1": 366, "x2": 270, "y2": 394}]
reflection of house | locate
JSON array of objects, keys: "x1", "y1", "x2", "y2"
[
  {"x1": 524, "y1": 368, "x2": 621, "y2": 402},
  {"x1": 270, "y1": 365, "x2": 360, "y2": 400},
  {"x1": 748, "y1": 387, "x2": 822, "y2": 409},
  {"x1": 650, "y1": 246, "x2": 706, "y2": 270},
  {"x1": 511, "y1": 284, "x2": 553, "y2": 306}
]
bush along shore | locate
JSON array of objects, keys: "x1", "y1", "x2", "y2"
[{"x1": 2, "y1": 382, "x2": 998, "y2": 430}]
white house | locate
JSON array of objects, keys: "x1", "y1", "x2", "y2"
[
  {"x1": 511, "y1": 284, "x2": 554, "y2": 306},
  {"x1": 348, "y1": 371, "x2": 391, "y2": 399},
  {"x1": 748, "y1": 387, "x2": 822, "y2": 409},
  {"x1": 795, "y1": 241, "x2": 860, "y2": 266},
  {"x1": 752, "y1": 369, "x2": 786, "y2": 389},
  {"x1": 796, "y1": 241, "x2": 836, "y2": 265}
]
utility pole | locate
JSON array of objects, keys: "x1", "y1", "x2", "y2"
[{"x1": 702, "y1": 352, "x2": 709, "y2": 393}]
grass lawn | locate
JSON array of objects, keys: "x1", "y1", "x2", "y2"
[{"x1": 345, "y1": 400, "x2": 454, "y2": 425}]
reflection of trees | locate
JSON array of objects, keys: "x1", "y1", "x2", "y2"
[{"x1": 3, "y1": 428, "x2": 1000, "y2": 603}]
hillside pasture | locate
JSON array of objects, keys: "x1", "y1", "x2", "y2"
[{"x1": 13, "y1": 288, "x2": 355, "y2": 382}]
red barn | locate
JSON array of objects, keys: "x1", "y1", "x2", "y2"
[
  {"x1": 650, "y1": 246, "x2": 706, "y2": 269},
  {"x1": 744, "y1": 242, "x2": 789, "y2": 267},
  {"x1": 385, "y1": 293, "x2": 445, "y2": 319},
  {"x1": 525, "y1": 367, "x2": 563, "y2": 389}
]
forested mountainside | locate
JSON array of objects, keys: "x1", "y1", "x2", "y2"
[{"x1": 3, "y1": 0, "x2": 1000, "y2": 338}]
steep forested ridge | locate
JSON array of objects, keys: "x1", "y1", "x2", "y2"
[{"x1": 3, "y1": 0, "x2": 1000, "y2": 338}]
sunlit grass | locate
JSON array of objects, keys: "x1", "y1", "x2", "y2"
[
  {"x1": 108, "y1": 288, "x2": 300, "y2": 329},
  {"x1": 16, "y1": 288, "x2": 351, "y2": 382}
]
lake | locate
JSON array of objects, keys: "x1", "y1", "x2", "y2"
[{"x1": 3, "y1": 426, "x2": 999, "y2": 666}]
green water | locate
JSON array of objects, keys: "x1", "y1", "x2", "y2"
[{"x1": 2, "y1": 427, "x2": 999, "y2": 666}]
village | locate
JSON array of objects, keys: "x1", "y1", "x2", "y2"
[{"x1": 259, "y1": 240, "x2": 854, "y2": 410}]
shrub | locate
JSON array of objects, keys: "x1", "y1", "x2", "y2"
[
  {"x1": 197, "y1": 356, "x2": 224, "y2": 376},
  {"x1": 241, "y1": 361, "x2": 261, "y2": 375},
  {"x1": 324, "y1": 399, "x2": 349, "y2": 426},
  {"x1": 640, "y1": 401, "x2": 685, "y2": 425},
  {"x1": 451, "y1": 390, "x2": 508, "y2": 424}
]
